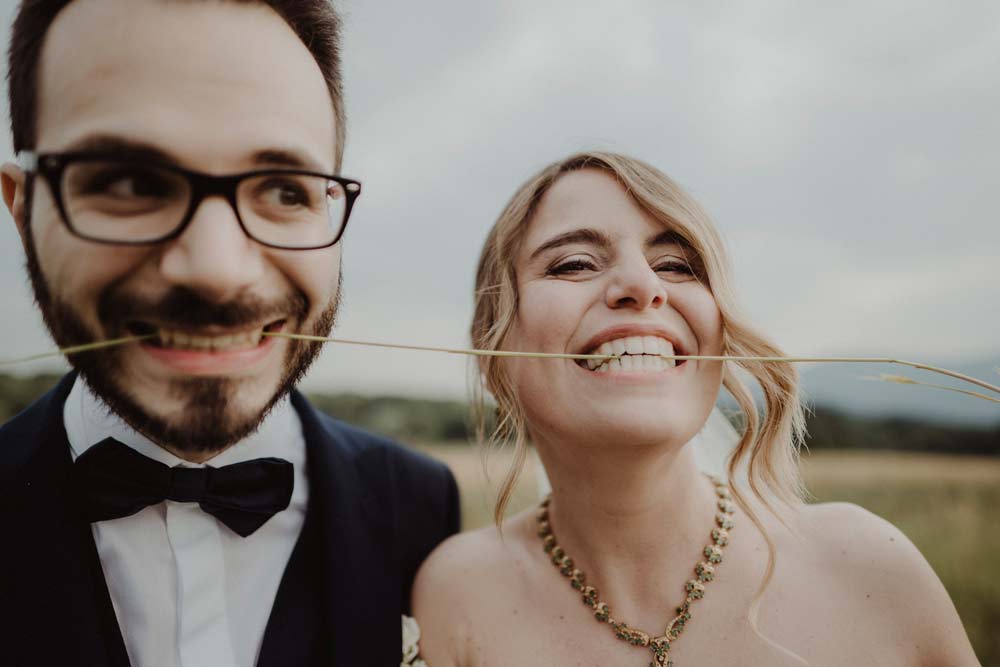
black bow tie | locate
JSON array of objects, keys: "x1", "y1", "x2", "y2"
[{"x1": 73, "y1": 437, "x2": 294, "y2": 537}]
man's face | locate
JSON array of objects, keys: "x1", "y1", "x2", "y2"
[{"x1": 7, "y1": 0, "x2": 342, "y2": 456}]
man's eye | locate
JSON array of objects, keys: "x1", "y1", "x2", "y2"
[
  {"x1": 255, "y1": 178, "x2": 315, "y2": 208},
  {"x1": 547, "y1": 259, "x2": 597, "y2": 275},
  {"x1": 277, "y1": 185, "x2": 308, "y2": 207},
  {"x1": 79, "y1": 169, "x2": 175, "y2": 199}
]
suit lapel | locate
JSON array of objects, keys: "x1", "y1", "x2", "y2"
[
  {"x1": 1, "y1": 374, "x2": 129, "y2": 666},
  {"x1": 292, "y1": 392, "x2": 402, "y2": 667}
]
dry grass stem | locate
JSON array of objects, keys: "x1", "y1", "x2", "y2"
[
  {"x1": 261, "y1": 333, "x2": 999, "y2": 398},
  {"x1": 1, "y1": 332, "x2": 996, "y2": 404},
  {"x1": 0, "y1": 334, "x2": 155, "y2": 367},
  {"x1": 866, "y1": 374, "x2": 1000, "y2": 404}
]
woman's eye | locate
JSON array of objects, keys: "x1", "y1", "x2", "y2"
[
  {"x1": 547, "y1": 258, "x2": 597, "y2": 275},
  {"x1": 654, "y1": 260, "x2": 695, "y2": 279}
]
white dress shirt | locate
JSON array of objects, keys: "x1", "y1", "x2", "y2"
[{"x1": 64, "y1": 377, "x2": 308, "y2": 667}]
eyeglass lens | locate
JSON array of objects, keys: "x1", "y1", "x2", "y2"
[{"x1": 61, "y1": 161, "x2": 347, "y2": 247}]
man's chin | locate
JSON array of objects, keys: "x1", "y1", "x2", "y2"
[
  {"x1": 78, "y1": 317, "x2": 327, "y2": 455},
  {"x1": 84, "y1": 371, "x2": 283, "y2": 455}
]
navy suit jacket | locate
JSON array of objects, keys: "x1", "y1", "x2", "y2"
[{"x1": 0, "y1": 373, "x2": 461, "y2": 666}]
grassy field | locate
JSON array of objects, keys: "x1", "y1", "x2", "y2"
[{"x1": 417, "y1": 445, "x2": 999, "y2": 665}]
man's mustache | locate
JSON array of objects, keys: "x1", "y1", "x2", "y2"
[{"x1": 96, "y1": 286, "x2": 309, "y2": 331}]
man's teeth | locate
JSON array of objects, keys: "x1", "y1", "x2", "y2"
[
  {"x1": 586, "y1": 335, "x2": 677, "y2": 372},
  {"x1": 157, "y1": 328, "x2": 263, "y2": 351}
]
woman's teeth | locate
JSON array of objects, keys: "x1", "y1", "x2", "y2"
[
  {"x1": 157, "y1": 328, "x2": 263, "y2": 351},
  {"x1": 585, "y1": 335, "x2": 677, "y2": 372}
]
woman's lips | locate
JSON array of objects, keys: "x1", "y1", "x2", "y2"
[{"x1": 577, "y1": 334, "x2": 685, "y2": 373}]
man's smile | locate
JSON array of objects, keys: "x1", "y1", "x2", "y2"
[{"x1": 126, "y1": 319, "x2": 287, "y2": 352}]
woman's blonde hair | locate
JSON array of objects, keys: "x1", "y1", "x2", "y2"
[{"x1": 471, "y1": 151, "x2": 809, "y2": 661}]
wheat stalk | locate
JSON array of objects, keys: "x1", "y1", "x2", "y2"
[
  {"x1": 0, "y1": 332, "x2": 996, "y2": 403},
  {"x1": 0, "y1": 334, "x2": 157, "y2": 366},
  {"x1": 260, "y1": 332, "x2": 1000, "y2": 397},
  {"x1": 865, "y1": 374, "x2": 1000, "y2": 404}
]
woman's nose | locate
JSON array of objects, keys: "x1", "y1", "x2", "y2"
[{"x1": 605, "y1": 260, "x2": 667, "y2": 311}]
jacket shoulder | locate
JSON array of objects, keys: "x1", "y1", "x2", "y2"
[{"x1": 0, "y1": 374, "x2": 75, "y2": 479}]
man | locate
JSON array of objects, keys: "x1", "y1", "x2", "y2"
[{"x1": 0, "y1": 1, "x2": 460, "y2": 666}]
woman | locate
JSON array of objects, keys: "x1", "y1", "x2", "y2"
[{"x1": 411, "y1": 152, "x2": 978, "y2": 666}]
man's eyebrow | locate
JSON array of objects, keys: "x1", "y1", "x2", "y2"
[
  {"x1": 528, "y1": 228, "x2": 612, "y2": 261},
  {"x1": 59, "y1": 136, "x2": 327, "y2": 173},
  {"x1": 63, "y1": 135, "x2": 178, "y2": 164},
  {"x1": 250, "y1": 148, "x2": 325, "y2": 172}
]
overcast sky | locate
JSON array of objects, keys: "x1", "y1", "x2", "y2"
[{"x1": 1, "y1": 0, "x2": 997, "y2": 404}]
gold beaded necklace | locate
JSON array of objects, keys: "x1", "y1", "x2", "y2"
[{"x1": 535, "y1": 476, "x2": 735, "y2": 667}]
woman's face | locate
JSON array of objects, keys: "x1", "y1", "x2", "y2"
[{"x1": 504, "y1": 168, "x2": 724, "y2": 450}]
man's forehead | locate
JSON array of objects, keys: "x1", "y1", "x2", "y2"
[{"x1": 35, "y1": 0, "x2": 337, "y2": 171}]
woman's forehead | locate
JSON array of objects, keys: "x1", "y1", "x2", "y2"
[{"x1": 523, "y1": 169, "x2": 677, "y2": 252}]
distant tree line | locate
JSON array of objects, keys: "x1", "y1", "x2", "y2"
[
  {"x1": 803, "y1": 407, "x2": 999, "y2": 456},
  {"x1": 2, "y1": 373, "x2": 997, "y2": 455}
]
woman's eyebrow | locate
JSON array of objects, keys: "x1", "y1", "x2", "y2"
[
  {"x1": 646, "y1": 229, "x2": 688, "y2": 250},
  {"x1": 528, "y1": 228, "x2": 612, "y2": 261}
]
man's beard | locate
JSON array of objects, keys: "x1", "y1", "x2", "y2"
[{"x1": 24, "y1": 230, "x2": 339, "y2": 455}]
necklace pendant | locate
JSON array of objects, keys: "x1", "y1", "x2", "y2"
[
  {"x1": 648, "y1": 654, "x2": 673, "y2": 667},
  {"x1": 649, "y1": 641, "x2": 671, "y2": 667}
]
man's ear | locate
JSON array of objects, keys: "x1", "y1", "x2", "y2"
[{"x1": 1, "y1": 162, "x2": 28, "y2": 246}]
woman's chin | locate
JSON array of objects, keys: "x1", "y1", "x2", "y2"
[{"x1": 552, "y1": 410, "x2": 704, "y2": 451}]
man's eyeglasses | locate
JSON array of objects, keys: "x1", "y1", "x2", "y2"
[{"x1": 17, "y1": 151, "x2": 362, "y2": 250}]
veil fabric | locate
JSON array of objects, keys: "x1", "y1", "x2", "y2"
[{"x1": 535, "y1": 406, "x2": 739, "y2": 496}]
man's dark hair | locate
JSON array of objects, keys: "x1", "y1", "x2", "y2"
[{"x1": 7, "y1": 0, "x2": 347, "y2": 170}]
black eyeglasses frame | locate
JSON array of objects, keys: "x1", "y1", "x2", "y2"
[{"x1": 17, "y1": 150, "x2": 362, "y2": 250}]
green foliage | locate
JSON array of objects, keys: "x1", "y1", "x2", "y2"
[
  {"x1": 0, "y1": 373, "x2": 64, "y2": 422},
  {"x1": 307, "y1": 392, "x2": 474, "y2": 442},
  {"x1": 805, "y1": 407, "x2": 1000, "y2": 456},
  {"x1": 310, "y1": 395, "x2": 1000, "y2": 453}
]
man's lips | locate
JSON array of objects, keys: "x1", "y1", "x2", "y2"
[{"x1": 125, "y1": 319, "x2": 286, "y2": 352}]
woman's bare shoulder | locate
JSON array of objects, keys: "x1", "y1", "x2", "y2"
[
  {"x1": 794, "y1": 502, "x2": 979, "y2": 665},
  {"x1": 410, "y1": 513, "x2": 535, "y2": 667},
  {"x1": 414, "y1": 513, "x2": 531, "y2": 596},
  {"x1": 795, "y1": 501, "x2": 941, "y2": 597},
  {"x1": 797, "y1": 501, "x2": 914, "y2": 559}
]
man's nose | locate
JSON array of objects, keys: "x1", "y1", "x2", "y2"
[
  {"x1": 605, "y1": 258, "x2": 667, "y2": 311},
  {"x1": 158, "y1": 196, "x2": 265, "y2": 303}
]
